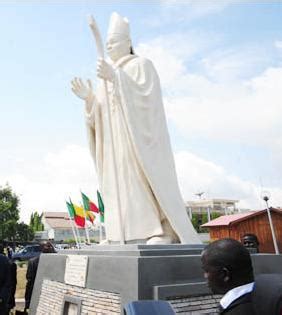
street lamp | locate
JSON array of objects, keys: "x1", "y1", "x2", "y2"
[{"x1": 261, "y1": 190, "x2": 279, "y2": 254}]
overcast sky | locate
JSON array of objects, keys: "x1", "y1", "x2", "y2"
[{"x1": 1, "y1": 1, "x2": 282, "y2": 222}]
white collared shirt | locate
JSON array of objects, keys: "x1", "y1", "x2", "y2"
[{"x1": 220, "y1": 282, "x2": 254, "y2": 309}]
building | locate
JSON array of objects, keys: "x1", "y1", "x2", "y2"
[
  {"x1": 38, "y1": 212, "x2": 101, "y2": 242},
  {"x1": 41, "y1": 212, "x2": 75, "y2": 241},
  {"x1": 201, "y1": 207, "x2": 282, "y2": 253},
  {"x1": 186, "y1": 198, "x2": 239, "y2": 217}
]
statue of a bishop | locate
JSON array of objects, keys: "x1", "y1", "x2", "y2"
[{"x1": 71, "y1": 12, "x2": 201, "y2": 245}]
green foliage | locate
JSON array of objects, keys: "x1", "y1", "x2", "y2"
[
  {"x1": 211, "y1": 212, "x2": 221, "y2": 220},
  {"x1": 64, "y1": 238, "x2": 76, "y2": 244},
  {"x1": 191, "y1": 211, "x2": 222, "y2": 233},
  {"x1": 29, "y1": 211, "x2": 44, "y2": 232},
  {"x1": 0, "y1": 185, "x2": 35, "y2": 241},
  {"x1": 63, "y1": 238, "x2": 98, "y2": 244},
  {"x1": 14, "y1": 222, "x2": 34, "y2": 241},
  {"x1": 191, "y1": 213, "x2": 199, "y2": 232},
  {"x1": 0, "y1": 185, "x2": 20, "y2": 240}
]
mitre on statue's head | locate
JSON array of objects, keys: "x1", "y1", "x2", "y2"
[{"x1": 108, "y1": 12, "x2": 130, "y2": 39}]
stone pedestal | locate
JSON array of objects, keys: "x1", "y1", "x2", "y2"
[{"x1": 29, "y1": 245, "x2": 282, "y2": 314}]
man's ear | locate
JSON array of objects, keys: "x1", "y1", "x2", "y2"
[{"x1": 222, "y1": 267, "x2": 231, "y2": 282}]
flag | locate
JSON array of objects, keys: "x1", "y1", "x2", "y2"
[
  {"x1": 73, "y1": 204, "x2": 85, "y2": 217},
  {"x1": 70, "y1": 201, "x2": 85, "y2": 228},
  {"x1": 97, "y1": 190, "x2": 105, "y2": 223},
  {"x1": 86, "y1": 211, "x2": 95, "y2": 223},
  {"x1": 81, "y1": 192, "x2": 99, "y2": 213},
  {"x1": 66, "y1": 201, "x2": 75, "y2": 219}
]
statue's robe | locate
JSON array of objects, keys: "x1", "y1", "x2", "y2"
[{"x1": 85, "y1": 54, "x2": 200, "y2": 243}]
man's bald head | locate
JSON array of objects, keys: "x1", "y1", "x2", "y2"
[{"x1": 201, "y1": 238, "x2": 254, "y2": 294}]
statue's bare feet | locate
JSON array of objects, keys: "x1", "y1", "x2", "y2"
[
  {"x1": 146, "y1": 236, "x2": 173, "y2": 245},
  {"x1": 98, "y1": 239, "x2": 110, "y2": 245}
]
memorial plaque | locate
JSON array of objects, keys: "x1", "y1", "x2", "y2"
[{"x1": 64, "y1": 255, "x2": 88, "y2": 287}]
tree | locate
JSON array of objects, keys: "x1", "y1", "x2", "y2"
[
  {"x1": 191, "y1": 211, "x2": 222, "y2": 232},
  {"x1": 29, "y1": 211, "x2": 44, "y2": 232},
  {"x1": 0, "y1": 185, "x2": 20, "y2": 240},
  {"x1": 15, "y1": 222, "x2": 34, "y2": 241}
]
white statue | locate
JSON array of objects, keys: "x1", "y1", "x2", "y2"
[{"x1": 71, "y1": 12, "x2": 201, "y2": 245}]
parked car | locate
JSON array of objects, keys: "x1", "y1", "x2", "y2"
[
  {"x1": 12, "y1": 244, "x2": 43, "y2": 261},
  {"x1": 55, "y1": 243, "x2": 70, "y2": 250}
]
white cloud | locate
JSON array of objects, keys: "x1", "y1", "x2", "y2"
[
  {"x1": 136, "y1": 31, "x2": 282, "y2": 208},
  {"x1": 200, "y1": 46, "x2": 269, "y2": 82},
  {"x1": 136, "y1": 33, "x2": 214, "y2": 90},
  {"x1": 160, "y1": 0, "x2": 235, "y2": 23},
  {"x1": 0, "y1": 144, "x2": 98, "y2": 223},
  {"x1": 174, "y1": 151, "x2": 282, "y2": 209},
  {"x1": 275, "y1": 40, "x2": 282, "y2": 50},
  {"x1": 136, "y1": 35, "x2": 282, "y2": 150}
]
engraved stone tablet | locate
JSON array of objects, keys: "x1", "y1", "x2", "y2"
[{"x1": 64, "y1": 255, "x2": 88, "y2": 287}]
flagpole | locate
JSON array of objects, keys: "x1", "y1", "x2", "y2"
[
  {"x1": 262, "y1": 192, "x2": 279, "y2": 254},
  {"x1": 76, "y1": 225, "x2": 81, "y2": 248},
  {"x1": 85, "y1": 224, "x2": 91, "y2": 244},
  {"x1": 81, "y1": 203, "x2": 91, "y2": 244},
  {"x1": 68, "y1": 214, "x2": 79, "y2": 248},
  {"x1": 99, "y1": 220, "x2": 103, "y2": 243}
]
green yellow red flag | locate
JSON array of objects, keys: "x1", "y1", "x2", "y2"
[
  {"x1": 69, "y1": 201, "x2": 85, "y2": 227},
  {"x1": 97, "y1": 190, "x2": 105, "y2": 223},
  {"x1": 81, "y1": 192, "x2": 99, "y2": 213}
]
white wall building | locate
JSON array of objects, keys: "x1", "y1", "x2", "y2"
[
  {"x1": 186, "y1": 198, "x2": 239, "y2": 219},
  {"x1": 39, "y1": 212, "x2": 102, "y2": 242}
]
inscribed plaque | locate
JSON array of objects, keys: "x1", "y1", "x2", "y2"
[{"x1": 64, "y1": 255, "x2": 88, "y2": 287}]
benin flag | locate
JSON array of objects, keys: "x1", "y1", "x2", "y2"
[
  {"x1": 66, "y1": 201, "x2": 75, "y2": 219},
  {"x1": 97, "y1": 190, "x2": 104, "y2": 223},
  {"x1": 81, "y1": 192, "x2": 99, "y2": 213},
  {"x1": 72, "y1": 203, "x2": 85, "y2": 227},
  {"x1": 86, "y1": 211, "x2": 95, "y2": 223}
]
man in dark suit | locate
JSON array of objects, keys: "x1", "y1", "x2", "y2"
[
  {"x1": 0, "y1": 244, "x2": 11, "y2": 315},
  {"x1": 24, "y1": 241, "x2": 56, "y2": 312},
  {"x1": 7, "y1": 258, "x2": 17, "y2": 314},
  {"x1": 201, "y1": 238, "x2": 255, "y2": 315}
]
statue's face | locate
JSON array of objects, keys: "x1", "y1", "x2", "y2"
[{"x1": 106, "y1": 34, "x2": 130, "y2": 62}]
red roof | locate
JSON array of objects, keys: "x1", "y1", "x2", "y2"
[{"x1": 201, "y1": 208, "x2": 282, "y2": 228}]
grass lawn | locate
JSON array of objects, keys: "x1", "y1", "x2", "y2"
[{"x1": 16, "y1": 263, "x2": 27, "y2": 298}]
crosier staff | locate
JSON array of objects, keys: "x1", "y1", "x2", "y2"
[{"x1": 87, "y1": 15, "x2": 125, "y2": 245}]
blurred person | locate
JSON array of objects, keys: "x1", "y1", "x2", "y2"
[
  {"x1": 24, "y1": 241, "x2": 56, "y2": 312},
  {"x1": 7, "y1": 258, "x2": 17, "y2": 314},
  {"x1": 0, "y1": 244, "x2": 11, "y2": 315},
  {"x1": 7, "y1": 246, "x2": 13, "y2": 260},
  {"x1": 241, "y1": 234, "x2": 259, "y2": 253}
]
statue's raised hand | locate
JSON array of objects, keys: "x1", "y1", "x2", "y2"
[
  {"x1": 97, "y1": 58, "x2": 115, "y2": 82},
  {"x1": 71, "y1": 78, "x2": 94, "y2": 102}
]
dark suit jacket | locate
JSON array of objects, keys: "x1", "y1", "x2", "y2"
[
  {"x1": 8, "y1": 260, "x2": 17, "y2": 310},
  {"x1": 219, "y1": 292, "x2": 255, "y2": 315},
  {"x1": 25, "y1": 256, "x2": 40, "y2": 309},
  {"x1": 252, "y1": 274, "x2": 282, "y2": 315},
  {"x1": 220, "y1": 274, "x2": 282, "y2": 315},
  {"x1": 0, "y1": 254, "x2": 11, "y2": 314}
]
